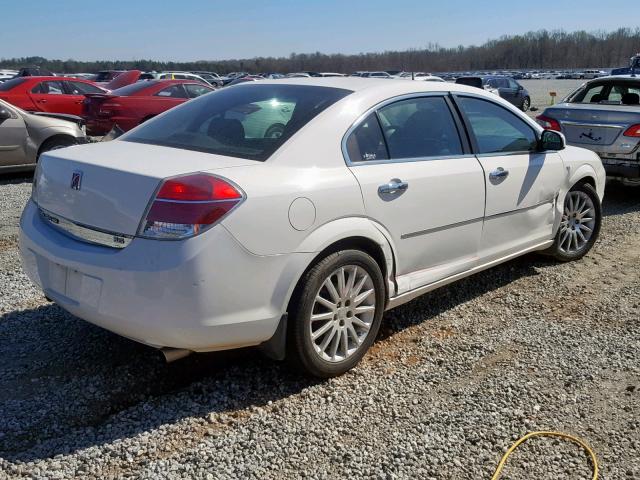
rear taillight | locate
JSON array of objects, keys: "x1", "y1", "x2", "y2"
[
  {"x1": 536, "y1": 115, "x2": 561, "y2": 131},
  {"x1": 138, "y1": 173, "x2": 244, "y2": 240},
  {"x1": 623, "y1": 124, "x2": 640, "y2": 137},
  {"x1": 98, "y1": 102, "x2": 121, "y2": 116}
]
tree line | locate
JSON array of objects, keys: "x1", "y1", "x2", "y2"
[{"x1": 2, "y1": 29, "x2": 639, "y2": 74}]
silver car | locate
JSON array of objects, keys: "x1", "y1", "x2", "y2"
[
  {"x1": 0, "y1": 99, "x2": 86, "y2": 173},
  {"x1": 537, "y1": 75, "x2": 640, "y2": 179}
]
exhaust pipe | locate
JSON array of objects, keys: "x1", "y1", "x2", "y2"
[{"x1": 160, "y1": 347, "x2": 193, "y2": 363}]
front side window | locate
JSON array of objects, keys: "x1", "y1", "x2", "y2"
[
  {"x1": 458, "y1": 96, "x2": 537, "y2": 154},
  {"x1": 31, "y1": 81, "x2": 65, "y2": 95},
  {"x1": 377, "y1": 96, "x2": 463, "y2": 159},
  {"x1": 345, "y1": 113, "x2": 388, "y2": 162},
  {"x1": 123, "y1": 84, "x2": 351, "y2": 161},
  {"x1": 155, "y1": 85, "x2": 188, "y2": 98}
]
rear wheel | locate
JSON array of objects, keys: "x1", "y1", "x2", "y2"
[
  {"x1": 288, "y1": 250, "x2": 385, "y2": 377},
  {"x1": 521, "y1": 97, "x2": 531, "y2": 112},
  {"x1": 546, "y1": 183, "x2": 601, "y2": 261}
]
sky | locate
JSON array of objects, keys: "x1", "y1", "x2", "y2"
[{"x1": 0, "y1": 0, "x2": 634, "y2": 61}]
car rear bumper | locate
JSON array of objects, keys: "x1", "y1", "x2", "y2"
[
  {"x1": 85, "y1": 117, "x2": 138, "y2": 136},
  {"x1": 19, "y1": 200, "x2": 310, "y2": 352},
  {"x1": 600, "y1": 158, "x2": 640, "y2": 178}
]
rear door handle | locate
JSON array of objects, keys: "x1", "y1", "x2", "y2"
[
  {"x1": 378, "y1": 179, "x2": 409, "y2": 195},
  {"x1": 37, "y1": 99, "x2": 47, "y2": 104},
  {"x1": 489, "y1": 167, "x2": 509, "y2": 179}
]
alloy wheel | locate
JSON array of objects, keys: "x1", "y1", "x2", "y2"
[
  {"x1": 558, "y1": 190, "x2": 596, "y2": 254},
  {"x1": 309, "y1": 265, "x2": 376, "y2": 363}
]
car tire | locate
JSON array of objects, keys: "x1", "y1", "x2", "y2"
[
  {"x1": 287, "y1": 250, "x2": 386, "y2": 378},
  {"x1": 521, "y1": 97, "x2": 531, "y2": 112},
  {"x1": 545, "y1": 182, "x2": 601, "y2": 262},
  {"x1": 37, "y1": 136, "x2": 76, "y2": 161}
]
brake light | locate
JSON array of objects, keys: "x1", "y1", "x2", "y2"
[
  {"x1": 623, "y1": 124, "x2": 640, "y2": 137},
  {"x1": 535, "y1": 115, "x2": 561, "y2": 131},
  {"x1": 138, "y1": 173, "x2": 244, "y2": 240},
  {"x1": 98, "y1": 102, "x2": 121, "y2": 116}
]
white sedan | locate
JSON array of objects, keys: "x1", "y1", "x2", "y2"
[{"x1": 19, "y1": 78, "x2": 605, "y2": 377}]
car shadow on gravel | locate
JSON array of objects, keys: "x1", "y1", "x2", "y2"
[
  {"x1": 0, "y1": 255, "x2": 554, "y2": 463},
  {"x1": 0, "y1": 172, "x2": 32, "y2": 186},
  {"x1": 0, "y1": 302, "x2": 321, "y2": 463},
  {"x1": 601, "y1": 180, "x2": 640, "y2": 217}
]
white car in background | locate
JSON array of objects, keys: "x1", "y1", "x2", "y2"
[{"x1": 20, "y1": 78, "x2": 605, "y2": 377}]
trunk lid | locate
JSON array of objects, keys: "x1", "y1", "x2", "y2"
[
  {"x1": 546, "y1": 103, "x2": 640, "y2": 150},
  {"x1": 35, "y1": 140, "x2": 258, "y2": 236},
  {"x1": 82, "y1": 93, "x2": 116, "y2": 119}
]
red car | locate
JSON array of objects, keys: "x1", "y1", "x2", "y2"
[
  {"x1": 0, "y1": 76, "x2": 107, "y2": 116},
  {"x1": 82, "y1": 80, "x2": 214, "y2": 135}
]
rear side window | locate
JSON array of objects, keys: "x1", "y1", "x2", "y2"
[
  {"x1": 458, "y1": 97, "x2": 537, "y2": 154},
  {"x1": 378, "y1": 97, "x2": 463, "y2": 159},
  {"x1": 66, "y1": 81, "x2": 104, "y2": 95},
  {"x1": 31, "y1": 81, "x2": 65, "y2": 95},
  {"x1": 112, "y1": 82, "x2": 158, "y2": 96},
  {"x1": 0, "y1": 78, "x2": 26, "y2": 91},
  {"x1": 123, "y1": 84, "x2": 351, "y2": 161},
  {"x1": 184, "y1": 83, "x2": 213, "y2": 98},
  {"x1": 346, "y1": 113, "x2": 388, "y2": 162},
  {"x1": 155, "y1": 85, "x2": 188, "y2": 98}
]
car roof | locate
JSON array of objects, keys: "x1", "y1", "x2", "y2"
[
  {"x1": 589, "y1": 75, "x2": 640, "y2": 82},
  {"x1": 240, "y1": 76, "x2": 493, "y2": 98}
]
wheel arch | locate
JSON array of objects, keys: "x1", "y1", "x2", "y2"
[{"x1": 36, "y1": 134, "x2": 77, "y2": 160}]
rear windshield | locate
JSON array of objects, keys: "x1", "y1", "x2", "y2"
[
  {"x1": 0, "y1": 78, "x2": 26, "y2": 91},
  {"x1": 567, "y1": 80, "x2": 640, "y2": 105},
  {"x1": 123, "y1": 84, "x2": 352, "y2": 161},
  {"x1": 112, "y1": 81, "x2": 159, "y2": 96}
]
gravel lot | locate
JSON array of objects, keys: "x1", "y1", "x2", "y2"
[{"x1": 0, "y1": 172, "x2": 638, "y2": 479}]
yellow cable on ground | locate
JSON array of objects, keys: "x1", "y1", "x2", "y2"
[{"x1": 491, "y1": 431, "x2": 598, "y2": 480}]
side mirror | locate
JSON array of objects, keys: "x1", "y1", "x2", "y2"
[
  {"x1": 539, "y1": 129, "x2": 565, "y2": 151},
  {"x1": 0, "y1": 108, "x2": 11, "y2": 121}
]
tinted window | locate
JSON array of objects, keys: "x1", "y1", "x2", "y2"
[
  {"x1": 155, "y1": 85, "x2": 187, "y2": 98},
  {"x1": 184, "y1": 83, "x2": 213, "y2": 98},
  {"x1": 67, "y1": 81, "x2": 103, "y2": 95},
  {"x1": 346, "y1": 113, "x2": 388, "y2": 162},
  {"x1": 123, "y1": 84, "x2": 351, "y2": 161},
  {"x1": 0, "y1": 78, "x2": 27, "y2": 91},
  {"x1": 458, "y1": 97, "x2": 537, "y2": 154},
  {"x1": 31, "y1": 81, "x2": 65, "y2": 95},
  {"x1": 377, "y1": 97, "x2": 463, "y2": 159},
  {"x1": 508, "y1": 79, "x2": 520, "y2": 89}
]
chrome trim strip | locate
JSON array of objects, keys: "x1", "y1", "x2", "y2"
[
  {"x1": 386, "y1": 239, "x2": 554, "y2": 310},
  {"x1": 560, "y1": 120, "x2": 625, "y2": 129},
  {"x1": 401, "y1": 217, "x2": 483, "y2": 239},
  {"x1": 39, "y1": 207, "x2": 133, "y2": 249},
  {"x1": 349, "y1": 153, "x2": 477, "y2": 167},
  {"x1": 400, "y1": 199, "x2": 553, "y2": 240}
]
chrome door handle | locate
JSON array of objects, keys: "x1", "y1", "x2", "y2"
[
  {"x1": 489, "y1": 167, "x2": 509, "y2": 179},
  {"x1": 378, "y1": 179, "x2": 409, "y2": 195}
]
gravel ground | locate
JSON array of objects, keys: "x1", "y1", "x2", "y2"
[{"x1": 0, "y1": 174, "x2": 639, "y2": 479}]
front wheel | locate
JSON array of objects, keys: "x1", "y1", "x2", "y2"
[
  {"x1": 546, "y1": 183, "x2": 601, "y2": 261},
  {"x1": 288, "y1": 250, "x2": 386, "y2": 377}
]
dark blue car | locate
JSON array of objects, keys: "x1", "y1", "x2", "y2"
[{"x1": 455, "y1": 75, "x2": 531, "y2": 111}]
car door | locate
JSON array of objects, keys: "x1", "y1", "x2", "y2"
[
  {"x1": 29, "y1": 80, "x2": 81, "y2": 115},
  {"x1": 0, "y1": 104, "x2": 28, "y2": 167},
  {"x1": 455, "y1": 95, "x2": 565, "y2": 262},
  {"x1": 346, "y1": 95, "x2": 486, "y2": 293}
]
